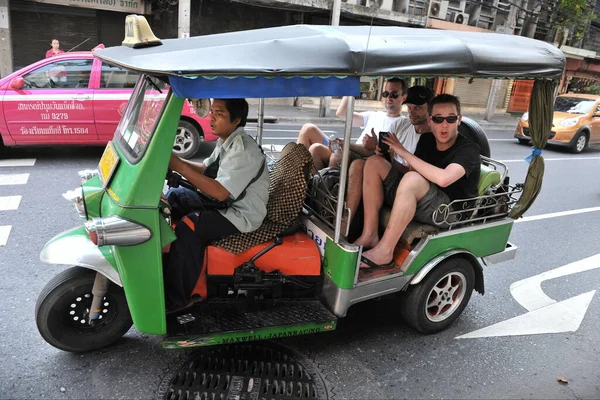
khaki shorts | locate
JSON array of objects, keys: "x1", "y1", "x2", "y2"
[{"x1": 382, "y1": 165, "x2": 451, "y2": 227}]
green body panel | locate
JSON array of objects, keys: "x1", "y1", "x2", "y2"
[
  {"x1": 97, "y1": 95, "x2": 185, "y2": 335},
  {"x1": 405, "y1": 221, "x2": 514, "y2": 275},
  {"x1": 323, "y1": 237, "x2": 358, "y2": 290},
  {"x1": 81, "y1": 181, "x2": 104, "y2": 219},
  {"x1": 158, "y1": 213, "x2": 177, "y2": 249},
  {"x1": 162, "y1": 320, "x2": 337, "y2": 349}
]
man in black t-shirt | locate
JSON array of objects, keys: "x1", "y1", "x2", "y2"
[{"x1": 356, "y1": 94, "x2": 480, "y2": 269}]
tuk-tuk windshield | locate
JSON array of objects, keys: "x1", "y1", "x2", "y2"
[{"x1": 115, "y1": 75, "x2": 170, "y2": 162}]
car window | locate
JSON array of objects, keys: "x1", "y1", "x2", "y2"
[
  {"x1": 22, "y1": 59, "x2": 93, "y2": 89},
  {"x1": 554, "y1": 97, "x2": 596, "y2": 114},
  {"x1": 100, "y1": 63, "x2": 139, "y2": 89}
]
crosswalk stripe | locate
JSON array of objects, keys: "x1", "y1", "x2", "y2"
[
  {"x1": 0, "y1": 196, "x2": 21, "y2": 211},
  {"x1": 0, "y1": 226, "x2": 11, "y2": 246},
  {"x1": 0, "y1": 159, "x2": 36, "y2": 167},
  {"x1": 0, "y1": 174, "x2": 29, "y2": 185}
]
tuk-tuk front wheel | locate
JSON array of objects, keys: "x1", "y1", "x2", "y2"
[
  {"x1": 400, "y1": 258, "x2": 475, "y2": 334},
  {"x1": 35, "y1": 267, "x2": 133, "y2": 353}
]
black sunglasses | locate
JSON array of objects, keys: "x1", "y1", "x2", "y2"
[
  {"x1": 431, "y1": 115, "x2": 460, "y2": 124},
  {"x1": 382, "y1": 91, "x2": 400, "y2": 99}
]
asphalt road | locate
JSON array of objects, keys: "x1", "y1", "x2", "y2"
[{"x1": 0, "y1": 123, "x2": 599, "y2": 399}]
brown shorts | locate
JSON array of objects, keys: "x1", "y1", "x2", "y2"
[{"x1": 382, "y1": 162, "x2": 407, "y2": 207}]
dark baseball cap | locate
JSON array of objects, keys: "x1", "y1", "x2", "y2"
[{"x1": 403, "y1": 86, "x2": 435, "y2": 105}]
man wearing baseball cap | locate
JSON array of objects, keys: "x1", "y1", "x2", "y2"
[{"x1": 344, "y1": 85, "x2": 435, "y2": 234}]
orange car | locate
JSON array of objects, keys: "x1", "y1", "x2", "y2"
[{"x1": 515, "y1": 93, "x2": 600, "y2": 153}]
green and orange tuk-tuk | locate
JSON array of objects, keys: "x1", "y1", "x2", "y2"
[{"x1": 35, "y1": 16, "x2": 564, "y2": 352}]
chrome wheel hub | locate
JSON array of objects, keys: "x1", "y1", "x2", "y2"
[{"x1": 425, "y1": 271, "x2": 467, "y2": 322}]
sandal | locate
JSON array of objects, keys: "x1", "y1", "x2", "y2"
[{"x1": 360, "y1": 255, "x2": 397, "y2": 271}]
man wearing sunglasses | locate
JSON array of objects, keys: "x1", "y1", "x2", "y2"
[
  {"x1": 356, "y1": 94, "x2": 480, "y2": 269},
  {"x1": 296, "y1": 78, "x2": 414, "y2": 170},
  {"x1": 343, "y1": 85, "x2": 435, "y2": 232}
]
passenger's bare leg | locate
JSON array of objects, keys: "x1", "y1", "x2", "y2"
[
  {"x1": 297, "y1": 123, "x2": 327, "y2": 148},
  {"x1": 309, "y1": 143, "x2": 333, "y2": 171},
  {"x1": 354, "y1": 156, "x2": 391, "y2": 249},
  {"x1": 361, "y1": 172, "x2": 430, "y2": 266},
  {"x1": 345, "y1": 159, "x2": 365, "y2": 227}
]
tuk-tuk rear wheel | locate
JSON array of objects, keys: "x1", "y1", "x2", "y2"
[
  {"x1": 400, "y1": 257, "x2": 475, "y2": 334},
  {"x1": 35, "y1": 267, "x2": 133, "y2": 353}
]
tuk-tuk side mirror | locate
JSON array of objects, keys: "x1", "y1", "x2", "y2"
[
  {"x1": 189, "y1": 98, "x2": 211, "y2": 118},
  {"x1": 9, "y1": 77, "x2": 24, "y2": 90}
]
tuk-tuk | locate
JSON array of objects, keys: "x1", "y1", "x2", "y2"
[{"x1": 35, "y1": 16, "x2": 565, "y2": 352}]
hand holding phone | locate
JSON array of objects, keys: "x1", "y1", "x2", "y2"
[{"x1": 378, "y1": 132, "x2": 391, "y2": 162}]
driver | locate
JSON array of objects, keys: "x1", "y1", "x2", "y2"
[{"x1": 164, "y1": 98, "x2": 269, "y2": 313}]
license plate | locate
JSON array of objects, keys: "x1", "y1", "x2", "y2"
[{"x1": 98, "y1": 142, "x2": 120, "y2": 187}]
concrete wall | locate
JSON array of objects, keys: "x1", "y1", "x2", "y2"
[{"x1": 150, "y1": 0, "x2": 298, "y2": 39}]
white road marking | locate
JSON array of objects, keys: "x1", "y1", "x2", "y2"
[
  {"x1": 457, "y1": 253, "x2": 600, "y2": 339},
  {"x1": 510, "y1": 253, "x2": 600, "y2": 311},
  {"x1": 515, "y1": 206, "x2": 600, "y2": 224},
  {"x1": 262, "y1": 144, "x2": 286, "y2": 152},
  {"x1": 456, "y1": 292, "x2": 595, "y2": 339},
  {"x1": 0, "y1": 174, "x2": 29, "y2": 185},
  {"x1": 500, "y1": 156, "x2": 600, "y2": 163},
  {"x1": 0, "y1": 226, "x2": 11, "y2": 246},
  {"x1": 0, "y1": 196, "x2": 22, "y2": 211},
  {"x1": 0, "y1": 159, "x2": 36, "y2": 167}
]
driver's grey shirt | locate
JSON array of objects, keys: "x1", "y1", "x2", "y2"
[{"x1": 203, "y1": 127, "x2": 269, "y2": 233}]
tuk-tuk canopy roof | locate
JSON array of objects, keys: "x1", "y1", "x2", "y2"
[{"x1": 94, "y1": 24, "x2": 565, "y2": 99}]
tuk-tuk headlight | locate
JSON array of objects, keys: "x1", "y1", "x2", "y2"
[
  {"x1": 62, "y1": 187, "x2": 86, "y2": 219},
  {"x1": 84, "y1": 216, "x2": 151, "y2": 247},
  {"x1": 78, "y1": 169, "x2": 99, "y2": 184},
  {"x1": 521, "y1": 112, "x2": 528, "y2": 122}
]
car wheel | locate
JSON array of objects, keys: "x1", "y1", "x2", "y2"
[
  {"x1": 400, "y1": 257, "x2": 475, "y2": 334},
  {"x1": 571, "y1": 131, "x2": 588, "y2": 154},
  {"x1": 458, "y1": 117, "x2": 491, "y2": 157},
  {"x1": 35, "y1": 267, "x2": 132, "y2": 353},
  {"x1": 173, "y1": 120, "x2": 203, "y2": 159}
]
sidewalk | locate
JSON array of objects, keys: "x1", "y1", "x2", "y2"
[{"x1": 248, "y1": 104, "x2": 520, "y2": 131}]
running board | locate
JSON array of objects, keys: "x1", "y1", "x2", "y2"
[{"x1": 163, "y1": 299, "x2": 337, "y2": 349}]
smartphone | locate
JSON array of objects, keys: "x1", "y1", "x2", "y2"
[{"x1": 378, "y1": 132, "x2": 391, "y2": 162}]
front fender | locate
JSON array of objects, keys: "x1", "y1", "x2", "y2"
[{"x1": 40, "y1": 226, "x2": 122, "y2": 286}]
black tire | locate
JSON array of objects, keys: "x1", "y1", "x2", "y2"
[
  {"x1": 571, "y1": 131, "x2": 588, "y2": 154},
  {"x1": 400, "y1": 257, "x2": 475, "y2": 334},
  {"x1": 518, "y1": 138, "x2": 530, "y2": 145},
  {"x1": 35, "y1": 267, "x2": 132, "y2": 353},
  {"x1": 172, "y1": 120, "x2": 202, "y2": 159},
  {"x1": 458, "y1": 116, "x2": 491, "y2": 157}
]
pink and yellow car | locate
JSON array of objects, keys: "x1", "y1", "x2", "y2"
[{"x1": 0, "y1": 50, "x2": 215, "y2": 158}]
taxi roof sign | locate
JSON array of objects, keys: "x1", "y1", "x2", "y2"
[{"x1": 122, "y1": 15, "x2": 162, "y2": 49}]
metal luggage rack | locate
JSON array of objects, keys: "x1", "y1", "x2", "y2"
[
  {"x1": 303, "y1": 181, "x2": 351, "y2": 237},
  {"x1": 431, "y1": 183, "x2": 523, "y2": 229}
]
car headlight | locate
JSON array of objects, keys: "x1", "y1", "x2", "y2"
[
  {"x1": 521, "y1": 112, "x2": 529, "y2": 121},
  {"x1": 560, "y1": 118, "x2": 579, "y2": 128}
]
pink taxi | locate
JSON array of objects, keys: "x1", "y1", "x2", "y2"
[{"x1": 0, "y1": 50, "x2": 215, "y2": 158}]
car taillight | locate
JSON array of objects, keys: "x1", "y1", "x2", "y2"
[{"x1": 84, "y1": 216, "x2": 151, "y2": 247}]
